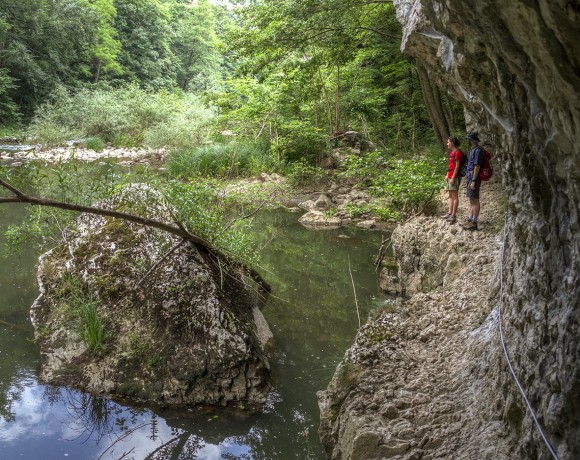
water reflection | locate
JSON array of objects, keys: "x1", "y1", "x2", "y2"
[{"x1": 1, "y1": 202, "x2": 388, "y2": 459}]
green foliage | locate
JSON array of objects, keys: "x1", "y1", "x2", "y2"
[
  {"x1": 171, "y1": 0, "x2": 222, "y2": 92},
  {"x1": 143, "y1": 94, "x2": 216, "y2": 149},
  {"x1": 284, "y1": 159, "x2": 327, "y2": 186},
  {"x1": 339, "y1": 150, "x2": 388, "y2": 181},
  {"x1": 77, "y1": 294, "x2": 107, "y2": 353},
  {"x1": 342, "y1": 202, "x2": 401, "y2": 222},
  {"x1": 273, "y1": 120, "x2": 329, "y2": 163},
  {"x1": 90, "y1": 0, "x2": 123, "y2": 81},
  {"x1": 113, "y1": 0, "x2": 178, "y2": 88},
  {"x1": 222, "y1": 0, "x2": 434, "y2": 152},
  {"x1": 167, "y1": 140, "x2": 276, "y2": 178},
  {"x1": 371, "y1": 157, "x2": 443, "y2": 216},
  {"x1": 0, "y1": 69, "x2": 21, "y2": 123},
  {"x1": 0, "y1": 0, "x2": 100, "y2": 116},
  {"x1": 28, "y1": 86, "x2": 215, "y2": 148},
  {"x1": 162, "y1": 180, "x2": 260, "y2": 266},
  {"x1": 48, "y1": 272, "x2": 107, "y2": 353},
  {"x1": 0, "y1": 0, "x2": 228, "y2": 119},
  {"x1": 85, "y1": 137, "x2": 106, "y2": 152}
]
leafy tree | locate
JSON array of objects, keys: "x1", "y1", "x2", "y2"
[
  {"x1": 0, "y1": 68, "x2": 19, "y2": 122},
  {"x1": 90, "y1": 0, "x2": 123, "y2": 83},
  {"x1": 0, "y1": 0, "x2": 99, "y2": 116},
  {"x1": 221, "y1": 0, "x2": 439, "y2": 154},
  {"x1": 113, "y1": 0, "x2": 178, "y2": 88},
  {"x1": 170, "y1": 0, "x2": 221, "y2": 92}
]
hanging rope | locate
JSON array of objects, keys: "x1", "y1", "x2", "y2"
[{"x1": 498, "y1": 212, "x2": 559, "y2": 460}]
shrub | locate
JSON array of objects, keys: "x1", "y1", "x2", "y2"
[
  {"x1": 371, "y1": 158, "x2": 443, "y2": 216},
  {"x1": 85, "y1": 137, "x2": 105, "y2": 152},
  {"x1": 272, "y1": 119, "x2": 329, "y2": 164},
  {"x1": 28, "y1": 85, "x2": 216, "y2": 148},
  {"x1": 339, "y1": 150, "x2": 388, "y2": 181},
  {"x1": 167, "y1": 140, "x2": 276, "y2": 179},
  {"x1": 284, "y1": 159, "x2": 327, "y2": 185},
  {"x1": 143, "y1": 94, "x2": 216, "y2": 149}
]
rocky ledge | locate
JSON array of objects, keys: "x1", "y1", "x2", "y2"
[
  {"x1": 318, "y1": 182, "x2": 525, "y2": 459},
  {"x1": 30, "y1": 186, "x2": 273, "y2": 407}
]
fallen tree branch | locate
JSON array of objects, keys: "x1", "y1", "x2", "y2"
[
  {"x1": 348, "y1": 256, "x2": 361, "y2": 329},
  {"x1": 374, "y1": 237, "x2": 392, "y2": 271},
  {"x1": 0, "y1": 177, "x2": 271, "y2": 293}
]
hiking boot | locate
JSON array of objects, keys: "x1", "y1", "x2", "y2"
[
  {"x1": 446, "y1": 215, "x2": 457, "y2": 223},
  {"x1": 465, "y1": 220, "x2": 478, "y2": 231},
  {"x1": 441, "y1": 213, "x2": 451, "y2": 219}
]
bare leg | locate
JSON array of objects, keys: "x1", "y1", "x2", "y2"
[
  {"x1": 449, "y1": 190, "x2": 459, "y2": 216},
  {"x1": 470, "y1": 198, "x2": 480, "y2": 221}
]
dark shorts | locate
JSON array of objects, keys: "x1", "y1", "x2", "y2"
[{"x1": 467, "y1": 177, "x2": 481, "y2": 199}]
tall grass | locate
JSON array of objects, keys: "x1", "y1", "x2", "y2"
[
  {"x1": 167, "y1": 140, "x2": 278, "y2": 179},
  {"x1": 77, "y1": 295, "x2": 106, "y2": 353}
]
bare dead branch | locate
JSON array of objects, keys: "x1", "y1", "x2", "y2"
[{"x1": 348, "y1": 256, "x2": 361, "y2": 328}]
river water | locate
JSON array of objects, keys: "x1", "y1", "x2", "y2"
[{"x1": 0, "y1": 174, "x2": 388, "y2": 459}]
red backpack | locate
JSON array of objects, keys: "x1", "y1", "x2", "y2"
[{"x1": 479, "y1": 148, "x2": 493, "y2": 181}]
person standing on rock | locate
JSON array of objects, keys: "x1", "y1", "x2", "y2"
[
  {"x1": 464, "y1": 131, "x2": 484, "y2": 230},
  {"x1": 442, "y1": 137, "x2": 463, "y2": 223}
]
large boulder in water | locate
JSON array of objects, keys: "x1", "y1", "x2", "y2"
[{"x1": 30, "y1": 186, "x2": 273, "y2": 407}]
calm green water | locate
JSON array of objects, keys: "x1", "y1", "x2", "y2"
[{"x1": 0, "y1": 185, "x2": 388, "y2": 459}]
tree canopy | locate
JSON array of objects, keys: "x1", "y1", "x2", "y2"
[{"x1": 0, "y1": 0, "x2": 462, "y2": 152}]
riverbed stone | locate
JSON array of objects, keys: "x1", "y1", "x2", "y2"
[{"x1": 30, "y1": 185, "x2": 272, "y2": 407}]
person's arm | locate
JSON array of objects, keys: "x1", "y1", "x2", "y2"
[
  {"x1": 470, "y1": 148, "x2": 482, "y2": 188},
  {"x1": 470, "y1": 164, "x2": 480, "y2": 189}
]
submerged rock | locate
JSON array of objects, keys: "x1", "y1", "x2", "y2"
[{"x1": 30, "y1": 186, "x2": 273, "y2": 407}]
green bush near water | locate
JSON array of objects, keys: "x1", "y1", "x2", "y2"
[
  {"x1": 84, "y1": 137, "x2": 106, "y2": 152},
  {"x1": 28, "y1": 85, "x2": 215, "y2": 149},
  {"x1": 167, "y1": 140, "x2": 278, "y2": 178}
]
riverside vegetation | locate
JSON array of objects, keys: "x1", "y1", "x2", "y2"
[
  {"x1": 1, "y1": 1, "x2": 457, "y2": 410},
  {"x1": 1, "y1": 0, "x2": 467, "y2": 456},
  {"x1": 1, "y1": 1, "x2": 463, "y2": 261}
]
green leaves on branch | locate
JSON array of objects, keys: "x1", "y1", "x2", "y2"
[{"x1": 371, "y1": 158, "x2": 443, "y2": 216}]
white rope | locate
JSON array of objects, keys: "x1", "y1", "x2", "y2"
[{"x1": 498, "y1": 212, "x2": 559, "y2": 460}]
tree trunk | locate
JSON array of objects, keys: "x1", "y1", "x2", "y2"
[
  {"x1": 335, "y1": 64, "x2": 341, "y2": 133},
  {"x1": 94, "y1": 59, "x2": 101, "y2": 84},
  {"x1": 318, "y1": 66, "x2": 334, "y2": 135},
  {"x1": 416, "y1": 63, "x2": 450, "y2": 150}
]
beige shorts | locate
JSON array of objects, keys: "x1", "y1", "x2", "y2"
[{"x1": 444, "y1": 177, "x2": 461, "y2": 191}]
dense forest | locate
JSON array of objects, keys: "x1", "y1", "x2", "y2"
[{"x1": 1, "y1": 0, "x2": 463, "y2": 154}]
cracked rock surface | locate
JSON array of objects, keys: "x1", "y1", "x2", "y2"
[{"x1": 31, "y1": 186, "x2": 272, "y2": 407}]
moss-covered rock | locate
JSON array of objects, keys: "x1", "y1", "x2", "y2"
[{"x1": 30, "y1": 185, "x2": 273, "y2": 408}]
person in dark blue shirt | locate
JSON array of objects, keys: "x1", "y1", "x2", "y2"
[{"x1": 464, "y1": 132, "x2": 484, "y2": 230}]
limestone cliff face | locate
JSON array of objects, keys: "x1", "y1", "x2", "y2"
[
  {"x1": 319, "y1": 1, "x2": 579, "y2": 458},
  {"x1": 393, "y1": 1, "x2": 579, "y2": 457}
]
